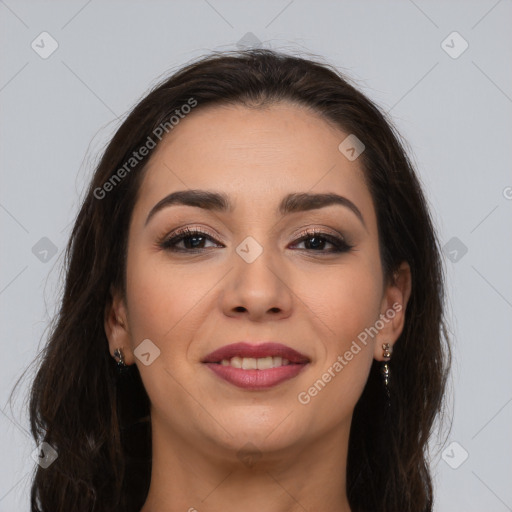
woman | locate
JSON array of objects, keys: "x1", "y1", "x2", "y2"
[{"x1": 25, "y1": 49, "x2": 451, "y2": 511}]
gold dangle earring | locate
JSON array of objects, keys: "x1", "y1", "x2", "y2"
[{"x1": 381, "y1": 343, "x2": 392, "y2": 407}]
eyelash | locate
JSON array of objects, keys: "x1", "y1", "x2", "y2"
[{"x1": 159, "y1": 227, "x2": 353, "y2": 254}]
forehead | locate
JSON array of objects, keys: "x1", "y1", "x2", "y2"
[{"x1": 134, "y1": 102, "x2": 375, "y2": 225}]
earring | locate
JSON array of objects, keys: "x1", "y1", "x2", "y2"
[
  {"x1": 381, "y1": 343, "x2": 392, "y2": 406},
  {"x1": 113, "y1": 348, "x2": 129, "y2": 375}
]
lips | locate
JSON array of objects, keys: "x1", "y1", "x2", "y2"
[
  {"x1": 202, "y1": 342, "x2": 310, "y2": 364},
  {"x1": 202, "y1": 342, "x2": 310, "y2": 390}
]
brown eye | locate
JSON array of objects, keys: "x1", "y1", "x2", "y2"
[
  {"x1": 160, "y1": 227, "x2": 223, "y2": 252},
  {"x1": 291, "y1": 229, "x2": 353, "y2": 253}
]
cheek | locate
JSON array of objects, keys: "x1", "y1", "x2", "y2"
[
  {"x1": 123, "y1": 252, "x2": 210, "y2": 415},
  {"x1": 295, "y1": 259, "x2": 381, "y2": 410},
  {"x1": 305, "y1": 260, "x2": 382, "y2": 348},
  {"x1": 124, "y1": 250, "x2": 212, "y2": 343}
]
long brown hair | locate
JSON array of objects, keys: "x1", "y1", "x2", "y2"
[{"x1": 14, "y1": 49, "x2": 451, "y2": 512}]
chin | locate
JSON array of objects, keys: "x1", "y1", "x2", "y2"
[{"x1": 201, "y1": 407, "x2": 307, "y2": 452}]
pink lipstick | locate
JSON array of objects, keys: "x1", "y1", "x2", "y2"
[{"x1": 202, "y1": 342, "x2": 310, "y2": 390}]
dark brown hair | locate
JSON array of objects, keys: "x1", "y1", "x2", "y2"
[{"x1": 15, "y1": 48, "x2": 451, "y2": 512}]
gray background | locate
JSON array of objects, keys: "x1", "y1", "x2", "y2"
[{"x1": 1, "y1": 1, "x2": 511, "y2": 510}]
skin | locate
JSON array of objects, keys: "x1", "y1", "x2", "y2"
[{"x1": 105, "y1": 102, "x2": 411, "y2": 512}]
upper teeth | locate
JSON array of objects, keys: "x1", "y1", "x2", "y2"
[{"x1": 220, "y1": 356, "x2": 290, "y2": 369}]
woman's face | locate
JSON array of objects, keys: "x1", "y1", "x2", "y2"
[{"x1": 107, "y1": 102, "x2": 409, "y2": 459}]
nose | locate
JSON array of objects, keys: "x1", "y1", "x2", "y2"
[{"x1": 221, "y1": 241, "x2": 293, "y2": 322}]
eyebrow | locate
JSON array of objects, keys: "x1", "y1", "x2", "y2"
[{"x1": 144, "y1": 189, "x2": 366, "y2": 229}]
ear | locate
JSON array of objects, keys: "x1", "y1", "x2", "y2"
[
  {"x1": 104, "y1": 284, "x2": 135, "y2": 366},
  {"x1": 373, "y1": 261, "x2": 412, "y2": 361}
]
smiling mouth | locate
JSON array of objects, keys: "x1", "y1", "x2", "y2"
[
  {"x1": 202, "y1": 347, "x2": 309, "y2": 389},
  {"x1": 202, "y1": 341, "x2": 310, "y2": 365}
]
